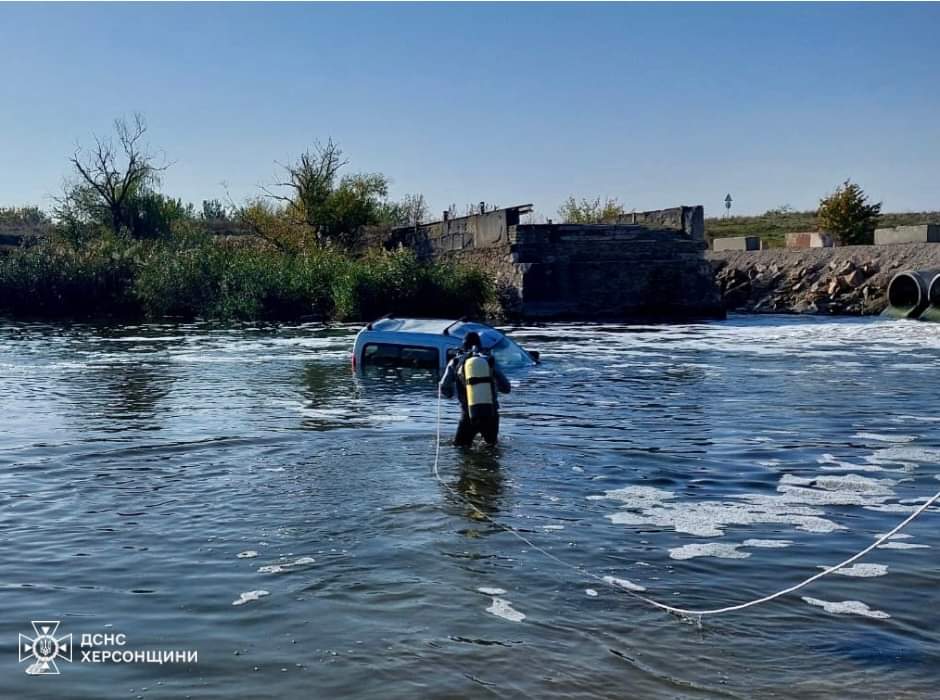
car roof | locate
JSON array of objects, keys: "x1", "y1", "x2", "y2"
[{"x1": 366, "y1": 318, "x2": 494, "y2": 339}]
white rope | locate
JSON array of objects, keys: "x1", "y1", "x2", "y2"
[{"x1": 432, "y1": 387, "x2": 940, "y2": 618}]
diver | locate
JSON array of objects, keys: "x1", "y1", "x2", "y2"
[{"x1": 439, "y1": 331, "x2": 511, "y2": 447}]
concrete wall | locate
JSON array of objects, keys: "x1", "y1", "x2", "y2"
[
  {"x1": 388, "y1": 205, "x2": 529, "y2": 257},
  {"x1": 391, "y1": 205, "x2": 723, "y2": 321},
  {"x1": 786, "y1": 231, "x2": 833, "y2": 249},
  {"x1": 712, "y1": 236, "x2": 761, "y2": 252},
  {"x1": 608, "y1": 205, "x2": 705, "y2": 241},
  {"x1": 875, "y1": 224, "x2": 940, "y2": 245}
]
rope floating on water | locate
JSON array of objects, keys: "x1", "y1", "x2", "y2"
[{"x1": 432, "y1": 387, "x2": 940, "y2": 618}]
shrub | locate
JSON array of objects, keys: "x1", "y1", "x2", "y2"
[
  {"x1": 331, "y1": 249, "x2": 492, "y2": 321},
  {"x1": 0, "y1": 236, "x2": 140, "y2": 318},
  {"x1": 817, "y1": 180, "x2": 882, "y2": 245}
]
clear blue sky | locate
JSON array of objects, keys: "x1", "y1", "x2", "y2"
[{"x1": 2, "y1": 2, "x2": 938, "y2": 219}]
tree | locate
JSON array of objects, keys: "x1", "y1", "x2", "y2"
[
  {"x1": 59, "y1": 114, "x2": 169, "y2": 239},
  {"x1": 266, "y1": 139, "x2": 346, "y2": 232},
  {"x1": 264, "y1": 139, "x2": 399, "y2": 247},
  {"x1": 394, "y1": 193, "x2": 429, "y2": 228},
  {"x1": 557, "y1": 196, "x2": 627, "y2": 224},
  {"x1": 201, "y1": 199, "x2": 229, "y2": 221},
  {"x1": 817, "y1": 180, "x2": 882, "y2": 245},
  {"x1": 0, "y1": 206, "x2": 49, "y2": 227}
]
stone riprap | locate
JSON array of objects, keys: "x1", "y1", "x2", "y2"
[
  {"x1": 388, "y1": 204, "x2": 724, "y2": 321},
  {"x1": 709, "y1": 243, "x2": 940, "y2": 315}
]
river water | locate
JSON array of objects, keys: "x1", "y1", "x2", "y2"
[{"x1": 1, "y1": 316, "x2": 938, "y2": 699}]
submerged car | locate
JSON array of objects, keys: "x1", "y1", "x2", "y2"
[{"x1": 352, "y1": 316, "x2": 539, "y2": 373}]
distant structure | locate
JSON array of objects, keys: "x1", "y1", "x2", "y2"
[
  {"x1": 0, "y1": 223, "x2": 48, "y2": 252},
  {"x1": 724, "y1": 194, "x2": 733, "y2": 218},
  {"x1": 712, "y1": 236, "x2": 760, "y2": 252},
  {"x1": 875, "y1": 224, "x2": 940, "y2": 245},
  {"x1": 786, "y1": 231, "x2": 834, "y2": 249},
  {"x1": 386, "y1": 203, "x2": 723, "y2": 320}
]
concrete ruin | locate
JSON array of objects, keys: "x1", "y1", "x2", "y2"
[
  {"x1": 387, "y1": 203, "x2": 724, "y2": 320},
  {"x1": 786, "y1": 231, "x2": 834, "y2": 249},
  {"x1": 712, "y1": 236, "x2": 761, "y2": 252},
  {"x1": 875, "y1": 224, "x2": 940, "y2": 245}
]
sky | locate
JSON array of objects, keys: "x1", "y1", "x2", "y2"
[{"x1": 1, "y1": 2, "x2": 938, "y2": 220}]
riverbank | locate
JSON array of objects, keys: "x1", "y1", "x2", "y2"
[{"x1": 708, "y1": 243, "x2": 940, "y2": 315}]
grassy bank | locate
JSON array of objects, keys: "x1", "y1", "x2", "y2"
[
  {"x1": 705, "y1": 210, "x2": 940, "y2": 247},
  {"x1": 0, "y1": 234, "x2": 492, "y2": 322}
]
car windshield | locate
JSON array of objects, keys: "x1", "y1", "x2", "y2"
[{"x1": 487, "y1": 336, "x2": 530, "y2": 367}]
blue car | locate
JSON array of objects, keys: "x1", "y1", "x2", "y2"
[{"x1": 351, "y1": 317, "x2": 539, "y2": 373}]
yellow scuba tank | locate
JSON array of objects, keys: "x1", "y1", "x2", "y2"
[{"x1": 460, "y1": 352, "x2": 495, "y2": 419}]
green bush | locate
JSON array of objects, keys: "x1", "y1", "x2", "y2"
[
  {"x1": 331, "y1": 249, "x2": 492, "y2": 320},
  {"x1": 133, "y1": 237, "x2": 340, "y2": 321},
  {"x1": 0, "y1": 236, "x2": 140, "y2": 318}
]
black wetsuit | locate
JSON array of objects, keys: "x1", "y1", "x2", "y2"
[{"x1": 439, "y1": 351, "x2": 511, "y2": 447}]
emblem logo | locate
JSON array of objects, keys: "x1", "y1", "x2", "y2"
[{"x1": 19, "y1": 621, "x2": 72, "y2": 675}]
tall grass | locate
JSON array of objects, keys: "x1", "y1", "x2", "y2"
[
  {"x1": 0, "y1": 234, "x2": 493, "y2": 322},
  {"x1": 0, "y1": 235, "x2": 140, "y2": 317}
]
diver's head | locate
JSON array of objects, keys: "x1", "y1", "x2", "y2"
[{"x1": 462, "y1": 331, "x2": 481, "y2": 351}]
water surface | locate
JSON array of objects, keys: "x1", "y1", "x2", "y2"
[{"x1": 1, "y1": 316, "x2": 938, "y2": 698}]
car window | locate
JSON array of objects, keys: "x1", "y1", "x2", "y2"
[
  {"x1": 488, "y1": 337, "x2": 530, "y2": 367},
  {"x1": 362, "y1": 343, "x2": 439, "y2": 370}
]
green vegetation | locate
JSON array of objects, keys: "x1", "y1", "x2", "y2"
[
  {"x1": 0, "y1": 115, "x2": 487, "y2": 322},
  {"x1": 557, "y1": 196, "x2": 628, "y2": 224},
  {"x1": 816, "y1": 180, "x2": 882, "y2": 245},
  {"x1": 0, "y1": 235, "x2": 491, "y2": 322}
]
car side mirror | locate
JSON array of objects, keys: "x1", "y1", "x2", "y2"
[{"x1": 527, "y1": 349, "x2": 540, "y2": 363}]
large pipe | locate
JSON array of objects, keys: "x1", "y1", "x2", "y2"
[
  {"x1": 883, "y1": 269, "x2": 940, "y2": 319},
  {"x1": 920, "y1": 272, "x2": 940, "y2": 323}
]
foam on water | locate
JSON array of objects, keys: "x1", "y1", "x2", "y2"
[
  {"x1": 477, "y1": 587, "x2": 506, "y2": 596},
  {"x1": 258, "y1": 556, "x2": 316, "y2": 574},
  {"x1": 601, "y1": 575, "x2": 646, "y2": 592},
  {"x1": 597, "y1": 485, "x2": 845, "y2": 537},
  {"x1": 742, "y1": 539, "x2": 793, "y2": 548},
  {"x1": 485, "y1": 598, "x2": 526, "y2": 623},
  {"x1": 669, "y1": 543, "x2": 750, "y2": 560},
  {"x1": 817, "y1": 564, "x2": 888, "y2": 577},
  {"x1": 802, "y1": 597, "x2": 891, "y2": 619},
  {"x1": 232, "y1": 590, "x2": 270, "y2": 606},
  {"x1": 585, "y1": 589, "x2": 598, "y2": 597},
  {"x1": 853, "y1": 433, "x2": 916, "y2": 444},
  {"x1": 878, "y1": 541, "x2": 930, "y2": 550}
]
